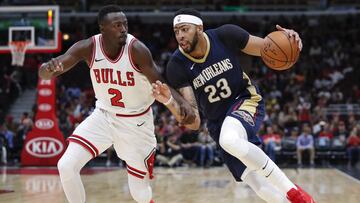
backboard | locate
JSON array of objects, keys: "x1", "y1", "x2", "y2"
[{"x1": 0, "y1": 5, "x2": 61, "y2": 54}]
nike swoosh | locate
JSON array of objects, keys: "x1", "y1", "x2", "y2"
[
  {"x1": 137, "y1": 121, "x2": 145, "y2": 127},
  {"x1": 190, "y1": 63, "x2": 195, "y2": 70},
  {"x1": 95, "y1": 58, "x2": 105, "y2": 62}
]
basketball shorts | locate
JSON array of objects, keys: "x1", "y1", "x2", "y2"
[
  {"x1": 67, "y1": 107, "x2": 156, "y2": 179},
  {"x1": 207, "y1": 97, "x2": 265, "y2": 181}
]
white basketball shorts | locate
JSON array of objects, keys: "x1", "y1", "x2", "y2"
[{"x1": 67, "y1": 107, "x2": 156, "y2": 179}]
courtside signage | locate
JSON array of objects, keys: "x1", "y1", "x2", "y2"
[
  {"x1": 25, "y1": 137, "x2": 64, "y2": 158},
  {"x1": 35, "y1": 118, "x2": 54, "y2": 130}
]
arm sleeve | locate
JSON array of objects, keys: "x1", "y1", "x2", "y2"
[
  {"x1": 165, "y1": 57, "x2": 190, "y2": 89},
  {"x1": 214, "y1": 24, "x2": 250, "y2": 50}
]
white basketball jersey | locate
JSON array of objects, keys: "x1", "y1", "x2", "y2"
[{"x1": 89, "y1": 34, "x2": 154, "y2": 115}]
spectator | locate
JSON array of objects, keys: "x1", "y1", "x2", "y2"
[
  {"x1": 198, "y1": 126, "x2": 216, "y2": 168},
  {"x1": 297, "y1": 125, "x2": 315, "y2": 166},
  {"x1": 20, "y1": 112, "x2": 33, "y2": 135},
  {"x1": 180, "y1": 129, "x2": 201, "y2": 166},
  {"x1": 0, "y1": 124, "x2": 15, "y2": 162},
  {"x1": 156, "y1": 133, "x2": 183, "y2": 167},
  {"x1": 332, "y1": 121, "x2": 348, "y2": 148},
  {"x1": 283, "y1": 127, "x2": 299, "y2": 149},
  {"x1": 347, "y1": 125, "x2": 360, "y2": 168},
  {"x1": 261, "y1": 126, "x2": 282, "y2": 162},
  {"x1": 317, "y1": 122, "x2": 333, "y2": 148},
  {"x1": 0, "y1": 129, "x2": 6, "y2": 165}
]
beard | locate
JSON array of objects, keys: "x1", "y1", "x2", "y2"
[{"x1": 183, "y1": 32, "x2": 199, "y2": 54}]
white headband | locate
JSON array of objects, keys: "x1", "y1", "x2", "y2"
[{"x1": 173, "y1": 14, "x2": 203, "y2": 27}]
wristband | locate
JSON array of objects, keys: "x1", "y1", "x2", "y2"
[{"x1": 163, "y1": 95, "x2": 174, "y2": 106}]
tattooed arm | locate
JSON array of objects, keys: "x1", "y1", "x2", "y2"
[{"x1": 152, "y1": 81, "x2": 201, "y2": 130}]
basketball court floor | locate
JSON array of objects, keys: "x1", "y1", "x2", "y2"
[{"x1": 0, "y1": 166, "x2": 359, "y2": 203}]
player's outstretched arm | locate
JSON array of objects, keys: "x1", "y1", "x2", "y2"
[
  {"x1": 38, "y1": 38, "x2": 92, "y2": 80},
  {"x1": 152, "y1": 81, "x2": 201, "y2": 130},
  {"x1": 131, "y1": 40, "x2": 197, "y2": 126},
  {"x1": 242, "y1": 25, "x2": 302, "y2": 56}
]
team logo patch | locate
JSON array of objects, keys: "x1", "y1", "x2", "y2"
[{"x1": 232, "y1": 110, "x2": 255, "y2": 126}]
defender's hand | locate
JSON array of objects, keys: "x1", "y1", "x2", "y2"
[
  {"x1": 152, "y1": 80, "x2": 196, "y2": 125},
  {"x1": 41, "y1": 58, "x2": 64, "y2": 73},
  {"x1": 151, "y1": 80, "x2": 172, "y2": 104},
  {"x1": 276, "y1": 24, "x2": 303, "y2": 51}
]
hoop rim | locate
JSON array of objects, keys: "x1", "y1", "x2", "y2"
[{"x1": 9, "y1": 40, "x2": 32, "y2": 47}]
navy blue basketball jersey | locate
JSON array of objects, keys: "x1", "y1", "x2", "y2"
[{"x1": 166, "y1": 24, "x2": 262, "y2": 121}]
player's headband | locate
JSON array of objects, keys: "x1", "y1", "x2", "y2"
[{"x1": 173, "y1": 14, "x2": 203, "y2": 27}]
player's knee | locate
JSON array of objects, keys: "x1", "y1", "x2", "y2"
[
  {"x1": 219, "y1": 116, "x2": 249, "y2": 157},
  {"x1": 219, "y1": 132, "x2": 235, "y2": 151},
  {"x1": 129, "y1": 184, "x2": 152, "y2": 203},
  {"x1": 219, "y1": 133, "x2": 249, "y2": 157},
  {"x1": 57, "y1": 155, "x2": 77, "y2": 181}
]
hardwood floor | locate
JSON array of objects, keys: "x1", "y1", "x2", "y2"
[{"x1": 0, "y1": 166, "x2": 359, "y2": 203}]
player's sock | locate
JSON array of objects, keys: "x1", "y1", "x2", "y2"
[
  {"x1": 242, "y1": 169, "x2": 288, "y2": 203},
  {"x1": 57, "y1": 143, "x2": 93, "y2": 203},
  {"x1": 219, "y1": 116, "x2": 296, "y2": 196},
  {"x1": 256, "y1": 157, "x2": 296, "y2": 197}
]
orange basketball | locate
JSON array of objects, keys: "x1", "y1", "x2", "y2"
[{"x1": 260, "y1": 31, "x2": 300, "y2": 71}]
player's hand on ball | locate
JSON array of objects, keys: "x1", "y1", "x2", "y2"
[
  {"x1": 276, "y1": 24, "x2": 303, "y2": 51},
  {"x1": 151, "y1": 80, "x2": 172, "y2": 104},
  {"x1": 42, "y1": 58, "x2": 64, "y2": 73}
]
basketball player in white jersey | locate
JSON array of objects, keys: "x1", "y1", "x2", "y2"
[{"x1": 39, "y1": 5, "x2": 195, "y2": 203}]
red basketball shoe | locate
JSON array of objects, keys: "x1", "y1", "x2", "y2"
[{"x1": 287, "y1": 184, "x2": 316, "y2": 203}]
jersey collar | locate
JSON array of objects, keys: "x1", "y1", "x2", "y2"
[{"x1": 179, "y1": 33, "x2": 210, "y2": 64}]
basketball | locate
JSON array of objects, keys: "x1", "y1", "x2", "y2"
[{"x1": 260, "y1": 31, "x2": 300, "y2": 71}]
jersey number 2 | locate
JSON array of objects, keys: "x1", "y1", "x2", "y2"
[
  {"x1": 108, "y1": 88, "x2": 125, "y2": 107},
  {"x1": 204, "y1": 78, "x2": 232, "y2": 103}
]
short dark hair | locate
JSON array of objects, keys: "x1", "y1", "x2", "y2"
[
  {"x1": 98, "y1": 5, "x2": 123, "y2": 24},
  {"x1": 174, "y1": 8, "x2": 202, "y2": 19}
]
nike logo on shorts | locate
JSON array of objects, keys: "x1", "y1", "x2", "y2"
[
  {"x1": 95, "y1": 58, "x2": 105, "y2": 62},
  {"x1": 137, "y1": 121, "x2": 145, "y2": 127}
]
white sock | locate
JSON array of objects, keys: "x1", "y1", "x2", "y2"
[
  {"x1": 242, "y1": 169, "x2": 288, "y2": 203},
  {"x1": 219, "y1": 116, "x2": 296, "y2": 196},
  {"x1": 57, "y1": 143, "x2": 93, "y2": 203},
  {"x1": 257, "y1": 157, "x2": 296, "y2": 196}
]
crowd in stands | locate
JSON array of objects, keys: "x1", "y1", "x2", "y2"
[
  {"x1": 1, "y1": 13, "x2": 359, "y2": 169},
  {"x1": 2, "y1": 0, "x2": 360, "y2": 12}
]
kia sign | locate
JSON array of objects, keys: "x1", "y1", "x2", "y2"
[
  {"x1": 38, "y1": 103, "x2": 52, "y2": 112},
  {"x1": 35, "y1": 119, "x2": 54, "y2": 130},
  {"x1": 39, "y1": 88, "x2": 52, "y2": 96},
  {"x1": 25, "y1": 137, "x2": 64, "y2": 158}
]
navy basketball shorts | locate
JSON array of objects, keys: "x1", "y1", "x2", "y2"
[{"x1": 207, "y1": 98, "x2": 265, "y2": 181}]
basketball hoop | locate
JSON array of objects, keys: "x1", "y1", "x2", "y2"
[{"x1": 9, "y1": 41, "x2": 30, "y2": 66}]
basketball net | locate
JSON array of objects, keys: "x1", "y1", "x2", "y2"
[{"x1": 9, "y1": 41, "x2": 30, "y2": 67}]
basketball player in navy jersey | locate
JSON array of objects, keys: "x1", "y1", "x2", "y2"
[
  {"x1": 39, "y1": 5, "x2": 194, "y2": 203},
  {"x1": 152, "y1": 8, "x2": 315, "y2": 203}
]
